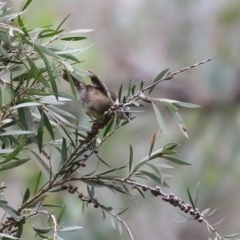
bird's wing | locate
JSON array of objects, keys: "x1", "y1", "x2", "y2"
[{"x1": 88, "y1": 70, "x2": 117, "y2": 101}]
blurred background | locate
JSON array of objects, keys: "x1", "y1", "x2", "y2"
[{"x1": 5, "y1": 0, "x2": 240, "y2": 239}]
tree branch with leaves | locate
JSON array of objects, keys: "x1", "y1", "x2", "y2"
[{"x1": 0, "y1": 1, "x2": 238, "y2": 240}]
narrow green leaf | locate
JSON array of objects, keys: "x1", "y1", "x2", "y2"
[
  {"x1": 87, "y1": 185, "x2": 93, "y2": 199},
  {"x1": 67, "y1": 29, "x2": 94, "y2": 34},
  {"x1": 212, "y1": 217, "x2": 225, "y2": 227},
  {"x1": 111, "y1": 218, "x2": 116, "y2": 230},
  {"x1": 22, "y1": 188, "x2": 30, "y2": 204},
  {"x1": 63, "y1": 70, "x2": 77, "y2": 98},
  {"x1": 116, "y1": 207, "x2": 128, "y2": 216},
  {"x1": 160, "y1": 99, "x2": 200, "y2": 108},
  {"x1": 40, "y1": 95, "x2": 72, "y2": 105},
  {"x1": 60, "y1": 36, "x2": 86, "y2": 41},
  {"x1": 25, "y1": 56, "x2": 50, "y2": 87},
  {"x1": 39, "y1": 29, "x2": 64, "y2": 38},
  {"x1": 58, "y1": 53, "x2": 81, "y2": 63},
  {"x1": 37, "y1": 112, "x2": 44, "y2": 153},
  {"x1": 34, "y1": 45, "x2": 58, "y2": 99},
  {"x1": 0, "y1": 204, "x2": 21, "y2": 221},
  {"x1": 174, "y1": 102, "x2": 200, "y2": 108},
  {"x1": 162, "y1": 101, "x2": 178, "y2": 111},
  {"x1": 139, "y1": 171, "x2": 162, "y2": 184},
  {"x1": 34, "y1": 171, "x2": 42, "y2": 194},
  {"x1": 0, "y1": 87, "x2": 2, "y2": 109},
  {"x1": 103, "y1": 119, "x2": 114, "y2": 137},
  {"x1": 1, "y1": 145, "x2": 23, "y2": 163},
  {"x1": 57, "y1": 204, "x2": 66, "y2": 224},
  {"x1": 15, "y1": 223, "x2": 23, "y2": 238},
  {"x1": 117, "y1": 222, "x2": 122, "y2": 236},
  {"x1": 52, "y1": 62, "x2": 62, "y2": 84},
  {"x1": 155, "y1": 163, "x2": 173, "y2": 169},
  {"x1": 149, "y1": 130, "x2": 160, "y2": 157},
  {"x1": 129, "y1": 144, "x2": 133, "y2": 173},
  {"x1": 82, "y1": 201, "x2": 85, "y2": 215},
  {"x1": 127, "y1": 79, "x2": 134, "y2": 98},
  {"x1": 194, "y1": 182, "x2": 200, "y2": 207},
  {"x1": 162, "y1": 150, "x2": 176, "y2": 155},
  {"x1": 17, "y1": 15, "x2": 29, "y2": 37},
  {"x1": 32, "y1": 226, "x2": 52, "y2": 234},
  {"x1": 95, "y1": 154, "x2": 111, "y2": 168},
  {"x1": 131, "y1": 85, "x2": 136, "y2": 95},
  {"x1": 31, "y1": 197, "x2": 44, "y2": 212},
  {"x1": 0, "y1": 12, "x2": 25, "y2": 22},
  {"x1": 119, "y1": 184, "x2": 131, "y2": 196},
  {"x1": 149, "y1": 68, "x2": 169, "y2": 94},
  {"x1": 56, "y1": 13, "x2": 71, "y2": 30},
  {"x1": 131, "y1": 159, "x2": 148, "y2": 174},
  {"x1": 141, "y1": 148, "x2": 164, "y2": 163},
  {"x1": 146, "y1": 163, "x2": 163, "y2": 184},
  {"x1": 10, "y1": 102, "x2": 42, "y2": 110},
  {"x1": 187, "y1": 188, "x2": 195, "y2": 210},
  {"x1": 34, "y1": 43, "x2": 60, "y2": 59},
  {"x1": 0, "y1": 45, "x2": 9, "y2": 59},
  {"x1": 25, "y1": 109, "x2": 37, "y2": 133},
  {"x1": 118, "y1": 84, "x2": 123, "y2": 102},
  {"x1": 140, "y1": 80, "x2": 145, "y2": 90},
  {"x1": 0, "y1": 130, "x2": 33, "y2": 136},
  {"x1": 1, "y1": 83, "x2": 6, "y2": 107},
  {"x1": 81, "y1": 179, "x2": 105, "y2": 188},
  {"x1": 91, "y1": 186, "x2": 95, "y2": 197},
  {"x1": 61, "y1": 138, "x2": 67, "y2": 164},
  {"x1": 31, "y1": 151, "x2": 52, "y2": 175},
  {"x1": 55, "y1": 49, "x2": 85, "y2": 55},
  {"x1": 201, "y1": 208, "x2": 210, "y2": 217},
  {"x1": 57, "y1": 125, "x2": 74, "y2": 146},
  {"x1": 152, "y1": 102, "x2": 168, "y2": 139},
  {"x1": 163, "y1": 142, "x2": 179, "y2": 151},
  {"x1": 0, "y1": 31, "x2": 10, "y2": 45},
  {"x1": 97, "y1": 164, "x2": 127, "y2": 176},
  {"x1": 162, "y1": 156, "x2": 191, "y2": 165},
  {"x1": 60, "y1": 226, "x2": 83, "y2": 232},
  {"x1": 169, "y1": 109, "x2": 188, "y2": 138},
  {"x1": 22, "y1": 0, "x2": 32, "y2": 10},
  {"x1": 223, "y1": 233, "x2": 240, "y2": 239},
  {"x1": 48, "y1": 68, "x2": 58, "y2": 100},
  {"x1": 135, "y1": 187, "x2": 145, "y2": 198},
  {"x1": 0, "y1": 233, "x2": 19, "y2": 239},
  {"x1": 54, "y1": 113, "x2": 72, "y2": 128},
  {"x1": 0, "y1": 158, "x2": 30, "y2": 171},
  {"x1": 205, "y1": 208, "x2": 217, "y2": 218},
  {"x1": 153, "y1": 68, "x2": 169, "y2": 83},
  {"x1": 42, "y1": 111, "x2": 55, "y2": 140}
]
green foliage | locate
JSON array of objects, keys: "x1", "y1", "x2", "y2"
[{"x1": 0, "y1": 2, "x2": 233, "y2": 240}]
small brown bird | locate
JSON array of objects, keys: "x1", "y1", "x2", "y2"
[{"x1": 61, "y1": 69, "x2": 130, "y2": 119}]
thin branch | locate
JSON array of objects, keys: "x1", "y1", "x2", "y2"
[
  {"x1": 121, "y1": 58, "x2": 214, "y2": 108},
  {"x1": 202, "y1": 219, "x2": 226, "y2": 240},
  {"x1": 104, "y1": 208, "x2": 134, "y2": 240},
  {"x1": 142, "y1": 57, "x2": 214, "y2": 92},
  {"x1": 69, "y1": 176, "x2": 226, "y2": 240},
  {"x1": 26, "y1": 210, "x2": 58, "y2": 240}
]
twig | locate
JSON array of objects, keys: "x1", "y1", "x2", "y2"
[
  {"x1": 118, "y1": 57, "x2": 214, "y2": 109},
  {"x1": 104, "y1": 208, "x2": 134, "y2": 240},
  {"x1": 142, "y1": 57, "x2": 214, "y2": 92},
  {"x1": 26, "y1": 210, "x2": 58, "y2": 240},
  {"x1": 71, "y1": 176, "x2": 229, "y2": 240},
  {"x1": 202, "y1": 219, "x2": 226, "y2": 240}
]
